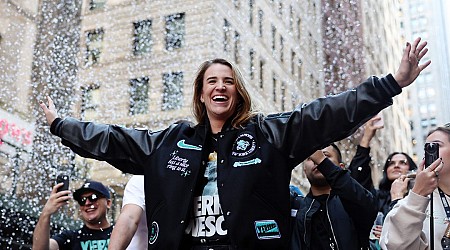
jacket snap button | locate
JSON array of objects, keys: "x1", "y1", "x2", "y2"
[
  {"x1": 220, "y1": 160, "x2": 224, "y2": 163},
  {"x1": 181, "y1": 220, "x2": 184, "y2": 224},
  {"x1": 227, "y1": 211, "x2": 231, "y2": 216}
]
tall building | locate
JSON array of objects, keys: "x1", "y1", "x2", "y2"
[
  {"x1": 360, "y1": 0, "x2": 414, "y2": 183},
  {"x1": 404, "y1": 0, "x2": 450, "y2": 161},
  {"x1": 0, "y1": 0, "x2": 39, "y2": 247},
  {"x1": 312, "y1": 0, "x2": 412, "y2": 188}
]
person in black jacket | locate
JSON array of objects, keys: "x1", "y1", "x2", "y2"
[
  {"x1": 291, "y1": 144, "x2": 377, "y2": 250},
  {"x1": 348, "y1": 116, "x2": 417, "y2": 249},
  {"x1": 39, "y1": 37, "x2": 429, "y2": 249}
]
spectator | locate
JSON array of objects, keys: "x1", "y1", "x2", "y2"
[
  {"x1": 380, "y1": 124, "x2": 448, "y2": 250},
  {"x1": 349, "y1": 116, "x2": 417, "y2": 249},
  {"x1": 39, "y1": 37, "x2": 429, "y2": 249},
  {"x1": 33, "y1": 180, "x2": 113, "y2": 250},
  {"x1": 109, "y1": 175, "x2": 147, "y2": 250},
  {"x1": 291, "y1": 144, "x2": 378, "y2": 249}
]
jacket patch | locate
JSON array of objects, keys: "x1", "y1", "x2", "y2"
[
  {"x1": 177, "y1": 139, "x2": 202, "y2": 151},
  {"x1": 167, "y1": 150, "x2": 190, "y2": 174},
  {"x1": 232, "y1": 133, "x2": 256, "y2": 157},
  {"x1": 149, "y1": 221, "x2": 159, "y2": 244},
  {"x1": 254, "y1": 220, "x2": 281, "y2": 240},
  {"x1": 233, "y1": 158, "x2": 261, "y2": 168}
]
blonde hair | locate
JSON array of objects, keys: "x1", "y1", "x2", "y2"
[{"x1": 192, "y1": 58, "x2": 255, "y2": 128}]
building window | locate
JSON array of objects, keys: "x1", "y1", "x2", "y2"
[
  {"x1": 271, "y1": 25, "x2": 276, "y2": 53},
  {"x1": 249, "y1": 49, "x2": 255, "y2": 80},
  {"x1": 233, "y1": 0, "x2": 240, "y2": 8},
  {"x1": 249, "y1": 0, "x2": 254, "y2": 26},
  {"x1": 234, "y1": 31, "x2": 240, "y2": 64},
  {"x1": 258, "y1": 9, "x2": 264, "y2": 37},
  {"x1": 89, "y1": 0, "x2": 106, "y2": 10},
  {"x1": 289, "y1": 5, "x2": 294, "y2": 32},
  {"x1": 280, "y1": 36, "x2": 284, "y2": 62},
  {"x1": 133, "y1": 19, "x2": 152, "y2": 55},
  {"x1": 291, "y1": 50, "x2": 296, "y2": 75},
  {"x1": 162, "y1": 72, "x2": 183, "y2": 111},
  {"x1": 85, "y1": 28, "x2": 104, "y2": 65},
  {"x1": 81, "y1": 85, "x2": 100, "y2": 120},
  {"x1": 259, "y1": 60, "x2": 264, "y2": 89},
  {"x1": 298, "y1": 59, "x2": 303, "y2": 84},
  {"x1": 277, "y1": 1, "x2": 283, "y2": 16},
  {"x1": 165, "y1": 13, "x2": 185, "y2": 50},
  {"x1": 272, "y1": 73, "x2": 277, "y2": 103},
  {"x1": 281, "y1": 81, "x2": 286, "y2": 111},
  {"x1": 224, "y1": 19, "x2": 231, "y2": 52},
  {"x1": 129, "y1": 77, "x2": 149, "y2": 115}
]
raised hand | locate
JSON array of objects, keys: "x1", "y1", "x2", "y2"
[
  {"x1": 393, "y1": 37, "x2": 431, "y2": 88},
  {"x1": 360, "y1": 115, "x2": 384, "y2": 148},
  {"x1": 41, "y1": 183, "x2": 71, "y2": 216},
  {"x1": 411, "y1": 158, "x2": 443, "y2": 197},
  {"x1": 39, "y1": 96, "x2": 59, "y2": 126}
]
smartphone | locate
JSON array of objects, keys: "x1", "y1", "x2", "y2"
[
  {"x1": 56, "y1": 174, "x2": 70, "y2": 193},
  {"x1": 424, "y1": 142, "x2": 439, "y2": 168}
]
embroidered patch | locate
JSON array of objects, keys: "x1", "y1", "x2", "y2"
[
  {"x1": 254, "y1": 220, "x2": 281, "y2": 240},
  {"x1": 177, "y1": 139, "x2": 202, "y2": 151},
  {"x1": 232, "y1": 133, "x2": 256, "y2": 157},
  {"x1": 149, "y1": 221, "x2": 159, "y2": 244},
  {"x1": 166, "y1": 150, "x2": 190, "y2": 174},
  {"x1": 233, "y1": 158, "x2": 261, "y2": 167}
]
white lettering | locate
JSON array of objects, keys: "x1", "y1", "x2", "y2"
[
  {"x1": 216, "y1": 216, "x2": 227, "y2": 235},
  {"x1": 79, "y1": 240, "x2": 109, "y2": 250},
  {"x1": 194, "y1": 197, "x2": 202, "y2": 216},
  {"x1": 202, "y1": 196, "x2": 214, "y2": 215},
  {"x1": 205, "y1": 216, "x2": 216, "y2": 237},
  {"x1": 197, "y1": 216, "x2": 206, "y2": 236},
  {"x1": 187, "y1": 215, "x2": 228, "y2": 237}
]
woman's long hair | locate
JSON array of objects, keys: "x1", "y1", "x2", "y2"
[
  {"x1": 192, "y1": 58, "x2": 255, "y2": 128},
  {"x1": 378, "y1": 152, "x2": 417, "y2": 191}
]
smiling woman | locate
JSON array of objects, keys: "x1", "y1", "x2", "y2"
[
  {"x1": 198, "y1": 62, "x2": 239, "y2": 133},
  {"x1": 40, "y1": 38, "x2": 430, "y2": 249}
]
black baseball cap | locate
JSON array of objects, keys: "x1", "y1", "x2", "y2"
[{"x1": 73, "y1": 180, "x2": 110, "y2": 203}]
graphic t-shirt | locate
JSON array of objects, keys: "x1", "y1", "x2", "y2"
[
  {"x1": 52, "y1": 225, "x2": 113, "y2": 250},
  {"x1": 185, "y1": 135, "x2": 229, "y2": 245}
]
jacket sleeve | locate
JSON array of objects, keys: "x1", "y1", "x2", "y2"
[
  {"x1": 379, "y1": 191, "x2": 429, "y2": 250},
  {"x1": 317, "y1": 158, "x2": 378, "y2": 235},
  {"x1": 50, "y1": 117, "x2": 176, "y2": 174},
  {"x1": 348, "y1": 145, "x2": 374, "y2": 191},
  {"x1": 258, "y1": 74, "x2": 401, "y2": 166}
]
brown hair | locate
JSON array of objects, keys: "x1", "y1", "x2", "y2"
[
  {"x1": 192, "y1": 58, "x2": 255, "y2": 128},
  {"x1": 427, "y1": 123, "x2": 450, "y2": 141}
]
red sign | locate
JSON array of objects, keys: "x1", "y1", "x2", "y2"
[{"x1": 0, "y1": 119, "x2": 33, "y2": 146}]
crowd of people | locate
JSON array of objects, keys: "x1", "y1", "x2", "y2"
[{"x1": 32, "y1": 37, "x2": 450, "y2": 250}]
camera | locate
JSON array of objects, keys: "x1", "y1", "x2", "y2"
[
  {"x1": 424, "y1": 142, "x2": 439, "y2": 168},
  {"x1": 56, "y1": 174, "x2": 70, "y2": 193}
]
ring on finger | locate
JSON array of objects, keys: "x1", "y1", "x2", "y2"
[{"x1": 434, "y1": 170, "x2": 439, "y2": 177}]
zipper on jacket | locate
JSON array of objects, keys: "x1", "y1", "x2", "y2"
[
  {"x1": 303, "y1": 200, "x2": 315, "y2": 246},
  {"x1": 325, "y1": 195, "x2": 340, "y2": 250}
]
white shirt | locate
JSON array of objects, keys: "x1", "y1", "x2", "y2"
[{"x1": 123, "y1": 175, "x2": 148, "y2": 250}]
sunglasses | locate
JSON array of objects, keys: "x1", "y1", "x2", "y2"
[{"x1": 78, "y1": 193, "x2": 103, "y2": 206}]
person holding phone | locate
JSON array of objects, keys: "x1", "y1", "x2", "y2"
[
  {"x1": 380, "y1": 124, "x2": 449, "y2": 250},
  {"x1": 33, "y1": 180, "x2": 113, "y2": 250}
]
